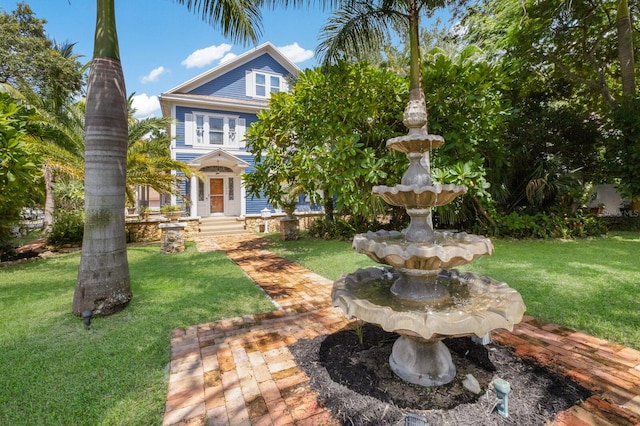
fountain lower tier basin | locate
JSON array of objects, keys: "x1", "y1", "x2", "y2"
[
  {"x1": 372, "y1": 184, "x2": 467, "y2": 208},
  {"x1": 332, "y1": 267, "x2": 526, "y2": 386},
  {"x1": 353, "y1": 230, "x2": 494, "y2": 270},
  {"x1": 332, "y1": 267, "x2": 526, "y2": 341}
]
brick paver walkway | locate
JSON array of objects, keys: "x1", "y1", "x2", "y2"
[{"x1": 163, "y1": 234, "x2": 640, "y2": 426}]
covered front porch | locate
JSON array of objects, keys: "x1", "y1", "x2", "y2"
[{"x1": 187, "y1": 149, "x2": 249, "y2": 218}]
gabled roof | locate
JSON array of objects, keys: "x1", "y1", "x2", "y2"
[
  {"x1": 187, "y1": 149, "x2": 250, "y2": 169},
  {"x1": 163, "y1": 41, "x2": 300, "y2": 95}
]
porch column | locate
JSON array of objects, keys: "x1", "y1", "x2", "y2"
[
  {"x1": 190, "y1": 174, "x2": 198, "y2": 218},
  {"x1": 240, "y1": 173, "x2": 247, "y2": 217}
]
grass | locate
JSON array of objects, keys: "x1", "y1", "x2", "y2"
[
  {"x1": 0, "y1": 243, "x2": 275, "y2": 426},
  {"x1": 265, "y1": 232, "x2": 640, "y2": 350},
  {"x1": 2, "y1": 231, "x2": 639, "y2": 424}
]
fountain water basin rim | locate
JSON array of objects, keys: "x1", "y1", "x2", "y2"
[
  {"x1": 387, "y1": 132, "x2": 444, "y2": 153},
  {"x1": 372, "y1": 184, "x2": 467, "y2": 208},
  {"x1": 354, "y1": 229, "x2": 494, "y2": 270},
  {"x1": 332, "y1": 267, "x2": 526, "y2": 341}
]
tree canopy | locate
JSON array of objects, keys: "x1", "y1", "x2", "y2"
[
  {"x1": 244, "y1": 62, "x2": 408, "y2": 218},
  {"x1": 0, "y1": 3, "x2": 84, "y2": 102}
]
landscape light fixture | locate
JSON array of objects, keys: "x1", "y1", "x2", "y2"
[{"x1": 82, "y1": 310, "x2": 93, "y2": 331}]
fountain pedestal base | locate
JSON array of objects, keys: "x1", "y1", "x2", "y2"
[{"x1": 389, "y1": 335, "x2": 456, "y2": 386}]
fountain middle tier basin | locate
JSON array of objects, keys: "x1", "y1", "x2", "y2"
[
  {"x1": 332, "y1": 267, "x2": 526, "y2": 341},
  {"x1": 354, "y1": 230, "x2": 493, "y2": 270},
  {"x1": 372, "y1": 184, "x2": 467, "y2": 208}
]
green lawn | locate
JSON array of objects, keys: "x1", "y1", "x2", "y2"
[
  {"x1": 266, "y1": 232, "x2": 640, "y2": 350},
  {"x1": 1, "y1": 232, "x2": 638, "y2": 424},
  {"x1": 0, "y1": 243, "x2": 275, "y2": 426}
]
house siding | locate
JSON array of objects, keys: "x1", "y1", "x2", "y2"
[{"x1": 187, "y1": 54, "x2": 291, "y2": 100}]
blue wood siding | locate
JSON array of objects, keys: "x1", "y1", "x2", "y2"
[
  {"x1": 175, "y1": 152, "x2": 200, "y2": 163},
  {"x1": 187, "y1": 54, "x2": 292, "y2": 101},
  {"x1": 238, "y1": 154, "x2": 270, "y2": 214}
]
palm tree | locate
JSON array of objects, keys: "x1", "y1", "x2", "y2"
[
  {"x1": 316, "y1": 0, "x2": 446, "y2": 132},
  {"x1": 73, "y1": 0, "x2": 264, "y2": 316}
]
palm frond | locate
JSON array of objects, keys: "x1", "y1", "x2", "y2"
[
  {"x1": 316, "y1": 0, "x2": 407, "y2": 66},
  {"x1": 174, "y1": 0, "x2": 263, "y2": 45}
]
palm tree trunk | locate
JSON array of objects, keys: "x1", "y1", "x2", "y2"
[
  {"x1": 617, "y1": 0, "x2": 635, "y2": 97},
  {"x1": 43, "y1": 164, "x2": 54, "y2": 231},
  {"x1": 407, "y1": 0, "x2": 423, "y2": 104},
  {"x1": 73, "y1": 0, "x2": 131, "y2": 316}
]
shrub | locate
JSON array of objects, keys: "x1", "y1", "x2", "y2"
[
  {"x1": 45, "y1": 209, "x2": 84, "y2": 247},
  {"x1": 308, "y1": 216, "x2": 393, "y2": 240},
  {"x1": 496, "y1": 211, "x2": 606, "y2": 239}
]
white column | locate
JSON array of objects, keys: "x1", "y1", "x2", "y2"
[
  {"x1": 190, "y1": 175, "x2": 198, "y2": 218},
  {"x1": 240, "y1": 172, "x2": 247, "y2": 217}
]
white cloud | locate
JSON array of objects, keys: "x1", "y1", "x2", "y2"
[
  {"x1": 182, "y1": 43, "x2": 232, "y2": 68},
  {"x1": 141, "y1": 66, "x2": 166, "y2": 84},
  {"x1": 220, "y1": 52, "x2": 237, "y2": 64},
  {"x1": 277, "y1": 42, "x2": 314, "y2": 63},
  {"x1": 132, "y1": 93, "x2": 160, "y2": 118}
]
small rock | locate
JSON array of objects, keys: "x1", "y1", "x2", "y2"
[{"x1": 463, "y1": 373, "x2": 482, "y2": 394}]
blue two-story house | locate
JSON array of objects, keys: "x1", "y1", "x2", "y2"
[{"x1": 159, "y1": 42, "x2": 299, "y2": 219}]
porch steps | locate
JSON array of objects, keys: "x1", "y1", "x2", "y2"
[{"x1": 197, "y1": 216, "x2": 251, "y2": 237}]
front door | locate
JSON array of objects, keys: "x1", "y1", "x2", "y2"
[{"x1": 210, "y1": 178, "x2": 224, "y2": 213}]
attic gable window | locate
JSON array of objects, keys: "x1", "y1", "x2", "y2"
[{"x1": 246, "y1": 70, "x2": 284, "y2": 98}]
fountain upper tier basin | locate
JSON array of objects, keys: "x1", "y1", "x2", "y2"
[
  {"x1": 354, "y1": 230, "x2": 493, "y2": 271},
  {"x1": 387, "y1": 131, "x2": 444, "y2": 153},
  {"x1": 373, "y1": 184, "x2": 467, "y2": 208},
  {"x1": 332, "y1": 267, "x2": 526, "y2": 340}
]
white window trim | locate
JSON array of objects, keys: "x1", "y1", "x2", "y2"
[
  {"x1": 245, "y1": 70, "x2": 286, "y2": 98},
  {"x1": 185, "y1": 112, "x2": 245, "y2": 148}
]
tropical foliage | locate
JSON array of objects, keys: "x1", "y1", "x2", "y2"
[
  {"x1": 0, "y1": 93, "x2": 40, "y2": 249},
  {"x1": 244, "y1": 62, "x2": 408, "y2": 220},
  {"x1": 461, "y1": 0, "x2": 638, "y2": 205}
]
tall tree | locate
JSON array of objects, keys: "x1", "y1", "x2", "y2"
[
  {"x1": 617, "y1": 0, "x2": 636, "y2": 97},
  {"x1": 462, "y1": 0, "x2": 639, "y2": 207},
  {"x1": 463, "y1": 0, "x2": 637, "y2": 110},
  {"x1": 73, "y1": 0, "x2": 131, "y2": 316},
  {"x1": 317, "y1": 0, "x2": 446, "y2": 125},
  {"x1": 1, "y1": 4, "x2": 85, "y2": 230},
  {"x1": 0, "y1": 3, "x2": 83, "y2": 103},
  {"x1": 73, "y1": 0, "x2": 264, "y2": 316}
]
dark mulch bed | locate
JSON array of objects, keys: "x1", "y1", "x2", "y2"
[
  {"x1": 0, "y1": 239, "x2": 45, "y2": 263},
  {"x1": 291, "y1": 323, "x2": 591, "y2": 425}
]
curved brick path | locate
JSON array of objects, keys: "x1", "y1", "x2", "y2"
[{"x1": 163, "y1": 234, "x2": 640, "y2": 426}]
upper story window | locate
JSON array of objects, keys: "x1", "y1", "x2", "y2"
[
  {"x1": 184, "y1": 113, "x2": 245, "y2": 148},
  {"x1": 246, "y1": 70, "x2": 284, "y2": 98},
  {"x1": 209, "y1": 117, "x2": 224, "y2": 145}
]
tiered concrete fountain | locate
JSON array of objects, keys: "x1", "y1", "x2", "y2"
[{"x1": 332, "y1": 96, "x2": 526, "y2": 386}]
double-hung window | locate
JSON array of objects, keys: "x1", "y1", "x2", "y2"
[
  {"x1": 247, "y1": 70, "x2": 283, "y2": 98},
  {"x1": 209, "y1": 117, "x2": 224, "y2": 145},
  {"x1": 270, "y1": 75, "x2": 281, "y2": 94},
  {"x1": 255, "y1": 74, "x2": 266, "y2": 97}
]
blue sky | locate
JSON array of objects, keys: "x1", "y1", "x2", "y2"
[{"x1": 5, "y1": 1, "x2": 333, "y2": 117}]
